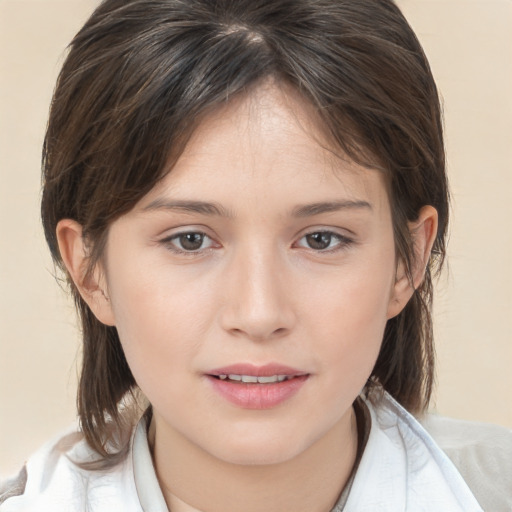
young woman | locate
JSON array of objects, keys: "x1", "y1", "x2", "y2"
[{"x1": 1, "y1": 0, "x2": 510, "y2": 510}]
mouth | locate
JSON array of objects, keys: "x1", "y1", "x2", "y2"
[
  {"x1": 206, "y1": 364, "x2": 309, "y2": 409},
  {"x1": 210, "y1": 374, "x2": 297, "y2": 384},
  {"x1": 207, "y1": 363, "x2": 308, "y2": 383}
]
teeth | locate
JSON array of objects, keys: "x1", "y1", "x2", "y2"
[
  {"x1": 218, "y1": 374, "x2": 292, "y2": 383},
  {"x1": 257, "y1": 375, "x2": 280, "y2": 383}
]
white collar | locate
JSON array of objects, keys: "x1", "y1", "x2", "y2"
[
  {"x1": 341, "y1": 392, "x2": 483, "y2": 511},
  {"x1": 132, "y1": 418, "x2": 169, "y2": 511}
]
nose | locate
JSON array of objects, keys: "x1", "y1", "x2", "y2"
[{"x1": 219, "y1": 243, "x2": 296, "y2": 342}]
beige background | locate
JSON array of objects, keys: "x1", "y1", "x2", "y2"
[{"x1": 1, "y1": 0, "x2": 511, "y2": 478}]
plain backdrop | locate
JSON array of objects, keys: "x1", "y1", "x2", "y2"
[{"x1": 1, "y1": 0, "x2": 511, "y2": 477}]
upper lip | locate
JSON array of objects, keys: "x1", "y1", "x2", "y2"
[{"x1": 207, "y1": 363, "x2": 308, "y2": 377}]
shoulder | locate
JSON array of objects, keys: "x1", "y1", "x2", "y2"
[
  {"x1": 0, "y1": 426, "x2": 142, "y2": 512},
  {"x1": 423, "y1": 413, "x2": 512, "y2": 512}
]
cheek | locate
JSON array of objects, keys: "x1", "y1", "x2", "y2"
[
  {"x1": 308, "y1": 257, "x2": 394, "y2": 333},
  {"x1": 305, "y1": 259, "x2": 395, "y2": 384},
  {"x1": 106, "y1": 260, "x2": 217, "y2": 387}
]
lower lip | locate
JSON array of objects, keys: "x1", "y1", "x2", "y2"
[{"x1": 207, "y1": 375, "x2": 309, "y2": 409}]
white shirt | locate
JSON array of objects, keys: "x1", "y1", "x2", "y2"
[{"x1": 1, "y1": 392, "x2": 509, "y2": 511}]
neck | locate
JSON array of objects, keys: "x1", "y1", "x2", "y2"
[{"x1": 150, "y1": 407, "x2": 358, "y2": 512}]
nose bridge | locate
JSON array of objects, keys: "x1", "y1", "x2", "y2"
[{"x1": 221, "y1": 238, "x2": 295, "y2": 340}]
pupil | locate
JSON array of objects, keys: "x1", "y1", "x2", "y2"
[
  {"x1": 181, "y1": 233, "x2": 203, "y2": 250},
  {"x1": 307, "y1": 232, "x2": 331, "y2": 250}
]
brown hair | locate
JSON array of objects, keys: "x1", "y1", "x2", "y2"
[{"x1": 42, "y1": 0, "x2": 447, "y2": 462}]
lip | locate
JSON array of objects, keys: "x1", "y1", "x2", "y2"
[
  {"x1": 206, "y1": 363, "x2": 309, "y2": 409},
  {"x1": 208, "y1": 363, "x2": 307, "y2": 378}
]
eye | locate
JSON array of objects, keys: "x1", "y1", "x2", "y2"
[
  {"x1": 296, "y1": 231, "x2": 352, "y2": 252},
  {"x1": 162, "y1": 231, "x2": 216, "y2": 253}
]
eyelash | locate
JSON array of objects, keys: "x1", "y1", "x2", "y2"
[
  {"x1": 294, "y1": 231, "x2": 354, "y2": 253},
  {"x1": 161, "y1": 231, "x2": 217, "y2": 256},
  {"x1": 160, "y1": 230, "x2": 354, "y2": 256}
]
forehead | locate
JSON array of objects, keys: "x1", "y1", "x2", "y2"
[{"x1": 138, "y1": 81, "x2": 389, "y2": 216}]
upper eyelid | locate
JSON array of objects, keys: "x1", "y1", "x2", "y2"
[
  {"x1": 159, "y1": 226, "x2": 217, "y2": 244},
  {"x1": 163, "y1": 231, "x2": 214, "y2": 245},
  {"x1": 162, "y1": 230, "x2": 209, "y2": 240},
  {"x1": 295, "y1": 230, "x2": 353, "y2": 247},
  {"x1": 297, "y1": 227, "x2": 354, "y2": 241},
  {"x1": 159, "y1": 223, "x2": 212, "y2": 236}
]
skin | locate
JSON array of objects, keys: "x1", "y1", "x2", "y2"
[{"x1": 58, "y1": 81, "x2": 437, "y2": 512}]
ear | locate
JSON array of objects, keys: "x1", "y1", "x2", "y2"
[
  {"x1": 387, "y1": 205, "x2": 438, "y2": 319},
  {"x1": 56, "y1": 219, "x2": 116, "y2": 326}
]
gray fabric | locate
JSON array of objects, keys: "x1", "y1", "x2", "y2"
[
  {"x1": 423, "y1": 414, "x2": 512, "y2": 512},
  {"x1": 0, "y1": 467, "x2": 27, "y2": 506}
]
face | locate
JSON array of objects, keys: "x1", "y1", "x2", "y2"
[{"x1": 97, "y1": 82, "x2": 406, "y2": 466}]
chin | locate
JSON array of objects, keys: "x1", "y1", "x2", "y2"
[
  {"x1": 206, "y1": 430, "x2": 312, "y2": 467},
  {"x1": 216, "y1": 447, "x2": 299, "y2": 467}
]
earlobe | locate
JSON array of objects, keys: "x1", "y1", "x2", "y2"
[
  {"x1": 56, "y1": 219, "x2": 116, "y2": 326},
  {"x1": 387, "y1": 206, "x2": 438, "y2": 319}
]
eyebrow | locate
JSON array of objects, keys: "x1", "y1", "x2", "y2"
[
  {"x1": 291, "y1": 200, "x2": 372, "y2": 217},
  {"x1": 143, "y1": 199, "x2": 234, "y2": 217},
  {"x1": 142, "y1": 198, "x2": 372, "y2": 218}
]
